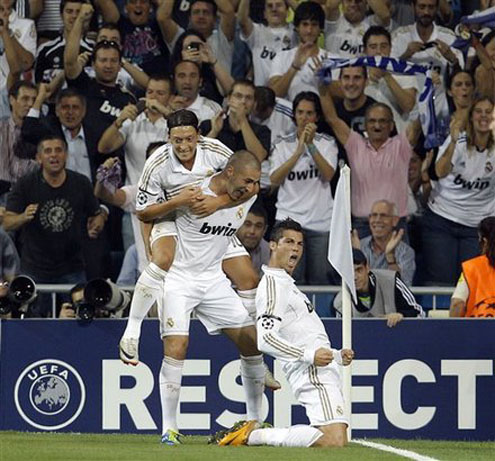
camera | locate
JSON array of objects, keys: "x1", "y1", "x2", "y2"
[
  {"x1": 77, "y1": 278, "x2": 131, "y2": 321},
  {"x1": 0, "y1": 276, "x2": 37, "y2": 317},
  {"x1": 187, "y1": 42, "x2": 201, "y2": 51}
]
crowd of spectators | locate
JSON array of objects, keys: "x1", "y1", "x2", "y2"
[{"x1": 1, "y1": 0, "x2": 495, "y2": 319}]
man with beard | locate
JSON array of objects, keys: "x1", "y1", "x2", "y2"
[{"x1": 391, "y1": 0, "x2": 462, "y2": 105}]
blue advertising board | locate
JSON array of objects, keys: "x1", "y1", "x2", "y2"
[{"x1": 0, "y1": 319, "x2": 494, "y2": 440}]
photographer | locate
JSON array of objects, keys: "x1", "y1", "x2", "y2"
[{"x1": 59, "y1": 280, "x2": 130, "y2": 320}]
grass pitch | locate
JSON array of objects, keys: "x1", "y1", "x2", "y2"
[{"x1": 1, "y1": 432, "x2": 494, "y2": 461}]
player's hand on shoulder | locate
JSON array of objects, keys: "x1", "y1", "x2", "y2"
[
  {"x1": 340, "y1": 348, "x2": 354, "y2": 366},
  {"x1": 314, "y1": 347, "x2": 333, "y2": 366}
]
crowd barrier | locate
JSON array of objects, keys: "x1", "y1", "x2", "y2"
[
  {"x1": 33, "y1": 284, "x2": 455, "y2": 317},
  {"x1": 0, "y1": 318, "x2": 493, "y2": 440}
]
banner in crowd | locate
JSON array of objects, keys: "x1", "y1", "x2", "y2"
[{"x1": 0, "y1": 319, "x2": 493, "y2": 440}]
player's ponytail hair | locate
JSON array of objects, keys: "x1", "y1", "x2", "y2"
[{"x1": 479, "y1": 217, "x2": 495, "y2": 268}]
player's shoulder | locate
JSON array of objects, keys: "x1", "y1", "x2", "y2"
[
  {"x1": 142, "y1": 144, "x2": 172, "y2": 170},
  {"x1": 198, "y1": 136, "x2": 233, "y2": 159},
  {"x1": 261, "y1": 266, "x2": 294, "y2": 285}
]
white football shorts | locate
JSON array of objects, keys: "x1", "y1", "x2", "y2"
[
  {"x1": 159, "y1": 272, "x2": 254, "y2": 337},
  {"x1": 150, "y1": 222, "x2": 249, "y2": 259},
  {"x1": 286, "y1": 361, "x2": 348, "y2": 427}
]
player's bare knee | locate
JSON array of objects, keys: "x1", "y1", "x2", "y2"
[{"x1": 163, "y1": 336, "x2": 188, "y2": 360}]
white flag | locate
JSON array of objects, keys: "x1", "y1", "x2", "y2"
[{"x1": 328, "y1": 164, "x2": 357, "y2": 303}]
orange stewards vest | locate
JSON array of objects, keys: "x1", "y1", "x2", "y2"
[{"x1": 462, "y1": 255, "x2": 495, "y2": 318}]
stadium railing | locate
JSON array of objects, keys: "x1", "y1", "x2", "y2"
[{"x1": 33, "y1": 284, "x2": 455, "y2": 318}]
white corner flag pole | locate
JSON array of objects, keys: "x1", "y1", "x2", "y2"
[
  {"x1": 328, "y1": 163, "x2": 355, "y2": 441},
  {"x1": 341, "y1": 165, "x2": 353, "y2": 442}
]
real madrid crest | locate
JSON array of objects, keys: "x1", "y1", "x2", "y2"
[{"x1": 236, "y1": 207, "x2": 244, "y2": 219}]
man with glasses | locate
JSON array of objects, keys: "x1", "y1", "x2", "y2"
[
  {"x1": 320, "y1": 85, "x2": 419, "y2": 239},
  {"x1": 352, "y1": 200, "x2": 416, "y2": 286}
]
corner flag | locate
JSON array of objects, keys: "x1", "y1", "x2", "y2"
[{"x1": 328, "y1": 164, "x2": 357, "y2": 303}]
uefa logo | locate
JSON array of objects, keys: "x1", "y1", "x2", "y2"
[{"x1": 14, "y1": 359, "x2": 86, "y2": 430}]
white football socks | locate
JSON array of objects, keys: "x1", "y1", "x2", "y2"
[
  {"x1": 240, "y1": 354, "x2": 265, "y2": 421},
  {"x1": 248, "y1": 425, "x2": 323, "y2": 447},
  {"x1": 237, "y1": 288, "x2": 257, "y2": 320},
  {"x1": 159, "y1": 355, "x2": 184, "y2": 435},
  {"x1": 123, "y1": 263, "x2": 167, "y2": 338}
]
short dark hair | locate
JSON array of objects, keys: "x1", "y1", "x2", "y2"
[
  {"x1": 173, "y1": 59, "x2": 202, "y2": 78},
  {"x1": 60, "y1": 0, "x2": 88, "y2": 15},
  {"x1": 97, "y1": 22, "x2": 121, "y2": 39},
  {"x1": 92, "y1": 40, "x2": 122, "y2": 62},
  {"x1": 70, "y1": 283, "x2": 86, "y2": 299},
  {"x1": 294, "y1": 1, "x2": 325, "y2": 29},
  {"x1": 8, "y1": 81, "x2": 37, "y2": 100},
  {"x1": 55, "y1": 88, "x2": 86, "y2": 107},
  {"x1": 168, "y1": 109, "x2": 199, "y2": 131},
  {"x1": 147, "y1": 73, "x2": 172, "y2": 88},
  {"x1": 37, "y1": 135, "x2": 68, "y2": 154},
  {"x1": 146, "y1": 141, "x2": 167, "y2": 158},
  {"x1": 270, "y1": 218, "x2": 303, "y2": 243},
  {"x1": 189, "y1": 0, "x2": 217, "y2": 16},
  {"x1": 248, "y1": 201, "x2": 268, "y2": 224},
  {"x1": 362, "y1": 25, "x2": 391, "y2": 48},
  {"x1": 339, "y1": 65, "x2": 368, "y2": 80},
  {"x1": 225, "y1": 150, "x2": 261, "y2": 172},
  {"x1": 230, "y1": 79, "x2": 256, "y2": 96},
  {"x1": 479, "y1": 216, "x2": 495, "y2": 269},
  {"x1": 292, "y1": 91, "x2": 322, "y2": 122},
  {"x1": 254, "y1": 86, "x2": 276, "y2": 113},
  {"x1": 352, "y1": 249, "x2": 367, "y2": 266}
]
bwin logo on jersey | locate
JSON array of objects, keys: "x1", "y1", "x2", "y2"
[
  {"x1": 199, "y1": 222, "x2": 238, "y2": 236},
  {"x1": 14, "y1": 359, "x2": 86, "y2": 430}
]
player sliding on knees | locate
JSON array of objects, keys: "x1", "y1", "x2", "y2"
[
  {"x1": 118, "y1": 109, "x2": 280, "y2": 390},
  {"x1": 216, "y1": 219, "x2": 354, "y2": 448},
  {"x1": 158, "y1": 151, "x2": 266, "y2": 445}
]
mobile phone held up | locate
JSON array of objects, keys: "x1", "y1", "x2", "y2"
[
  {"x1": 136, "y1": 100, "x2": 146, "y2": 114},
  {"x1": 187, "y1": 42, "x2": 201, "y2": 51}
]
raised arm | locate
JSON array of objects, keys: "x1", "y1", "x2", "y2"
[
  {"x1": 94, "y1": 0, "x2": 120, "y2": 23},
  {"x1": 64, "y1": 3, "x2": 94, "y2": 79},
  {"x1": 98, "y1": 104, "x2": 139, "y2": 154},
  {"x1": 216, "y1": 0, "x2": 236, "y2": 42},
  {"x1": 367, "y1": 0, "x2": 391, "y2": 26},
  {"x1": 383, "y1": 73, "x2": 417, "y2": 114},
  {"x1": 319, "y1": 84, "x2": 351, "y2": 146},
  {"x1": 121, "y1": 59, "x2": 150, "y2": 89},
  {"x1": 237, "y1": 0, "x2": 253, "y2": 38},
  {"x1": 0, "y1": 11, "x2": 34, "y2": 71},
  {"x1": 157, "y1": 0, "x2": 180, "y2": 47}
]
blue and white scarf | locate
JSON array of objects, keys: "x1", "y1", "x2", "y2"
[
  {"x1": 317, "y1": 56, "x2": 438, "y2": 148},
  {"x1": 461, "y1": 6, "x2": 495, "y2": 29}
]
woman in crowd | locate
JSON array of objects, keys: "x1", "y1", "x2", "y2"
[
  {"x1": 170, "y1": 29, "x2": 234, "y2": 104},
  {"x1": 422, "y1": 97, "x2": 495, "y2": 285}
]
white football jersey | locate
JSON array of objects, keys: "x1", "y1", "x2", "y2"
[
  {"x1": 270, "y1": 132, "x2": 338, "y2": 231},
  {"x1": 256, "y1": 265, "x2": 331, "y2": 369},
  {"x1": 391, "y1": 23, "x2": 463, "y2": 87},
  {"x1": 324, "y1": 15, "x2": 388, "y2": 57},
  {"x1": 187, "y1": 95, "x2": 222, "y2": 124},
  {"x1": 241, "y1": 22, "x2": 297, "y2": 86},
  {"x1": 429, "y1": 134, "x2": 495, "y2": 227},
  {"x1": 170, "y1": 174, "x2": 257, "y2": 279},
  {"x1": 136, "y1": 136, "x2": 233, "y2": 211}
]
